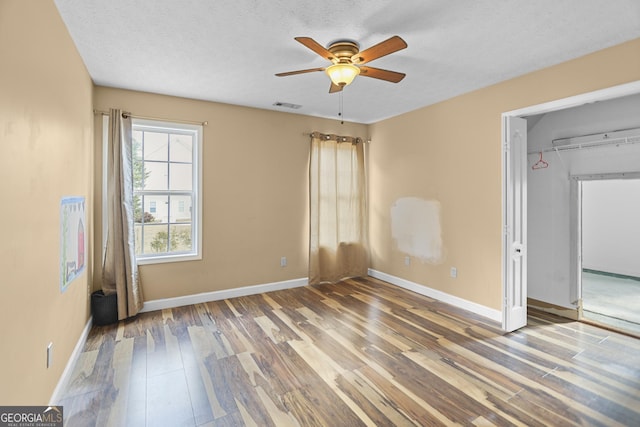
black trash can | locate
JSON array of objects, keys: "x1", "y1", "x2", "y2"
[{"x1": 91, "y1": 290, "x2": 118, "y2": 326}]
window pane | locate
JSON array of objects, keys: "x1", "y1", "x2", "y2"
[
  {"x1": 133, "y1": 194, "x2": 143, "y2": 223},
  {"x1": 169, "y1": 224, "x2": 192, "y2": 252},
  {"x1": 133, "y1": 131, "x2": 145, "y2": 191},
  {"x1": 144, "y1": 224, "x2": 170, "y2": 254},
  {"x1": 135, "y1": 223, "x2": 171, "y2": 255},
  {"x1": 132, "y1": 130, "x2": 143, "y2": 160},
  {"x1": 143, "y1": 131, "x2": 168, "y2": 161},
  {"x1": 134, "y1": 224, "x2": 143, "y2": 255},
  {"x1": 133, "y1": 160, "x2": 145, "y2": 191},
  {"x1": 170, "y1": 163, "x2": 192, "y2": 190},
  {"x1": 144, "y1": 195, "x2": 168, "y2": 223},
  {"x1": 170, "y1": 195, "x2": 192, "y2": 223},
  {"x1": 170, "y1": 134, "x2": 193, "y2": 163},
  {"x1": 144, "y1": 162, "x2": 168, "y2": 190}
]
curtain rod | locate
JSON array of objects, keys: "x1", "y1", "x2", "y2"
[
  {"x1": 93, "y1": 109, "x2": 208, "y2": 126},
  {"x1": 303, "y1": 132, "x2": 371, "y2": 143}
]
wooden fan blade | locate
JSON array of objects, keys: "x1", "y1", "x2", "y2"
[
  {"x1": 329, "y1": 82, "x2": 343, "y2": 93},
  {"x1": 295, "y1": 37, "x2": 336, "y2": 62},
  {"x1": 351, "y1": 35, "x2": 407, "y2": 65},
  {"x1": 359, "y1": 66, "x2": 406, "y2": 83},
  {"x1": 275, "y1": 67, "x2": 324, "y2": 77}
]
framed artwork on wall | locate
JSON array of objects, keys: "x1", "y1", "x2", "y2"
[{"x1": 60, "y1": 196, "x2": 86, "y2": 293}]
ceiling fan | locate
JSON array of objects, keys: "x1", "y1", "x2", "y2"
[{"x1": 276, "y1": 36, "x2": 407, "y2": 93}]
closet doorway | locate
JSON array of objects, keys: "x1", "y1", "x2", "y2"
[
  {"x1": 502, "y1": 80, "x2": 640, "y2": 333},
  {"x1": 502, "y1": 81, "x2": 640, "y2": 332},
  {"x1": 578, "y1": 177, "x2": 640, "y2": 336}
]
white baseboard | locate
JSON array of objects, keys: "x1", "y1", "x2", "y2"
[
  {"x1": 140, "y1": 277, "x2": 309, "y2": 313},
  {"x1": 141, "y1": 273, "x2": 502, "y2": 322},
  {"x1": 49, "y1": 316, "x2": 93, "y2": 405},
  {"x1": 368, "y1": 269, "x2": 502, "y2": 323}
]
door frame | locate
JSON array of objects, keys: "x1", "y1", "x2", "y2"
[
  {"x1": 501, "y1": 80, "x2": 640, "y2": 332},
  {"x1": 571, "y1": 173, "x2": 640, "y2": 318}
]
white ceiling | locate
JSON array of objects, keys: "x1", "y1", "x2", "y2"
[{"x1": 54, "y1": 0, "x2": 640, "y2": 124}]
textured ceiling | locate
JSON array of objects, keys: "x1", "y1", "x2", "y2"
[{"x1": 54, "y1": 0, "x2": 640, "y2": 124}]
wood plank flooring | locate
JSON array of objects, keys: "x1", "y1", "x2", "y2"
[{"x1": 58, "y1": 276, "x2": 640, "y2": 426}]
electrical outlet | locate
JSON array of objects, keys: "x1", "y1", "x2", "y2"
[
  {"x1": 47, "y1": 342, "x2": 53, "y2": 368},
  {"x1": 450, "y1": 267, "x2": 457, "y2": 278},
  {"x1": 280, "y1": 256, "x2": 287, "y2": 267},
  {"x1": 404, "y1": 256, "x2": 411, "y2": 266}
]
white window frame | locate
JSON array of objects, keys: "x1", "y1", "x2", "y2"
[
  {"x1": 133, "y1": 118, "x2": 203, "y2": 265},
  {"x1": 103, "y1": 116, "x2": 202, "y2": 265}
]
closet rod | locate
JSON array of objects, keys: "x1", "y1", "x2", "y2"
[
  {"x1": 93, "y1": 109, "x2": 207, "y2": 126},
  {"x1": 527, "y1": 136, "x2": 640, "y2": 155}
]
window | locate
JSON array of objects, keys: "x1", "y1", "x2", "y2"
[
  {"x1": 309, "y1": 134, "x2": 368, "y2": 284},
  {"x1": 132, "y1": 119, "x2": 202, "y2": 264}
]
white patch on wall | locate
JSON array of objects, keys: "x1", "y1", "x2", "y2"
[{"x1": 391, "y1": 197, "x2": 444, "y2": 264}]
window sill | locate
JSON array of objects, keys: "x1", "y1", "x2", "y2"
[{"x1": 136, "y1": 253, "x2": 201, "y2": 266}]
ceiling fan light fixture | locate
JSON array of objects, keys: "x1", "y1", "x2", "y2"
[
  {"x1": 325, "y1": 63, "x2": 360, "y2": 87},
  {"x1": 277, "y1": 36, "x2": 407, "y2": 93}
]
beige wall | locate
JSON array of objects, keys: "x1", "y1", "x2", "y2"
[
  {"x1": 3, "y1": 0, "x2": 639, "y2": 405},
  {"x1": 0, "y1": 1, "x2": 94, "y2": 404},
  {"x1": 369, "y1": 38, "x2": 640, "y2": 310},
  {"x1": 93, "y1": 87, "x2": 368, "y2": 301}
]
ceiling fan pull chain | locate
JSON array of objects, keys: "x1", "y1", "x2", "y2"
[{"x1": 339, "y1": 91, "x2": 344, "y2": 124}]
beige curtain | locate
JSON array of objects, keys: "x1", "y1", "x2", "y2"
[
  {"x1": 309, "y1": 132, "x2": 369, "y2": 284},
  {"x1": 103, "y1": 109, "x2": 143, "y2": 319}
]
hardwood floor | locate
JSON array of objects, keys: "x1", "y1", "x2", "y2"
[{"x1": 58, "y1": 276, "x2": 640, "y2": 426}]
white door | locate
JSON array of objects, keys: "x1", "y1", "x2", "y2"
[{"x1": 502, "y1": 116, "x2": 528, "y2": 332}]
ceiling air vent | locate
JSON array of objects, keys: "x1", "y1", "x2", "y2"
[{"x1": 273, "y1": 101, "x2": 302, "y2": 109}]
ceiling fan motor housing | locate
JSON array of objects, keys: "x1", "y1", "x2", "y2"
[{"x1": 327, "y1": 40, "x2": 360, "y2": 63}]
